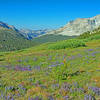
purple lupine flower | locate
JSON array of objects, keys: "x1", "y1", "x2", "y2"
[
  {"x1": 33, "y1": 57, "x2": 38, "y2": 61},
  {"x1": 77, "y1": 54, "x2": 83, "y2": 58},
  {"x1": 69, "y1": 88, "x2": 73, "y2": 93},
  {"x1": 5, "y1": 87, "x2": 7, "y2": 93},
  {"x1": 11, "y1": 97, "x2": 14, "y2": 100},
  {"x1": 33, "y1": 96, "x2": 42, "y2": 100},
  {"x1": 77, "y1": 88, "x2": 85, "y2": 93},
  {"x1": 28, "y1": 97, "x2": 31, "y2": 100},
  {"x1": 84, "y1": 94, "x2": 95, "y2": 100},
  {"x1": 88, "y1": 87, "x2": 100, "y2": 96},
  {"x1": 17, "y1": 93, "x2": 21, "y2": 97},
  {"x1": 88, "y1": 49, "x2": 94, "y2": 51},
  {"x1": 87, "y1": 61, "x2": 89, "y2": 63},
  {"x1": 61, "y1": 82, "x2": 71, "y2": 91},
  {"x1": 17, "y1": 60, "x2": 22, "y2": 63},
  {"x1": 51, "y1": 84, "x2": 59, "y2": 89},
  {"x1": 34, "y1": 66, "x2": 41, "y2": 70},
  {"x1": 48, "y1": 96, "x2": 54, "y2": 100},
  {"x1": 15, "y1": 65, "x2": 32, "y2": 71},
  {"x1": 48, "y1": 56, "x2": 52, "y2": 60},
  {"x1": 39, "y1": 84, "x2": 47, "y2": 89},
  {"x1": 7, "y1": 95, "x2": 10, "y2": 99},
  {"x1": 18, "y1": 84, "x2": 23, "y2": 88},
  {"x1": 73, "y1": 82, "x2": 79, "y2": 88},
  {"x1": 91, "y1": 53, "x2": 96, "y2": 57},
  {"x1": 64, "y1": 96, "x2": 69, "y2": 100},
  {"x1": 60, "y1": 62, "x2": 64, "y2": 65},
  {"x1": 8, "y1": 86, "x2": 14, "y2": 90}
]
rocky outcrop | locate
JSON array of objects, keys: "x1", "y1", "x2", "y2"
[
  {"x1": 47, "y1": 15, "x2": 100, "y2": 36},
  {"x1": 19, "y1": 29, "x2": 49, "y2": 40}
]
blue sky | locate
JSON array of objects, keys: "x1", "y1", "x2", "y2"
[{"x1": 0, "y1": 0, "x2": 100, "y2": 29}]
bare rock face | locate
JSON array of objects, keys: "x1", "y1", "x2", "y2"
[
  {"x1": 48, "y1": 15, "x2": 100, "y2": 36},
  {"x1": 19, "y1": 29, "x2": 49, "y2": 40}
]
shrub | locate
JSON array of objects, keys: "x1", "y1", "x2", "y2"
[
  {"x1": 48, "y1": 39, "x2": 86, "y2": 50},
  {"x1": 88, "y1": 34, "x2": 100, "y2": 40},
  {"x1": 78, "y1": 31, "x2": 91, "y2": 39}
]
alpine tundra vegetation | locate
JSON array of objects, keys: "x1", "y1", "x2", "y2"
[{"x1": 0, "y1": 27, "x2": 100, "y2": 100}]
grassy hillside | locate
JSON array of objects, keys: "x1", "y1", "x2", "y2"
[
  {"x1": 78, "y1": 26, "x2": 100, "y2": 39},
  {"x1": 0, "y1": 32, "x2": 100, "y2": 99},
  {"x1": 32, "y1": 34, "x2": 76, "y2": 43},
  {"x1": 0, "y1": 29, "x2": 38, "y2": 52}
]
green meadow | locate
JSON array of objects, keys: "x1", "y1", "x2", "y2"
[{"x1": 0, "y1": 33, "x2": 100, "y2": 100}]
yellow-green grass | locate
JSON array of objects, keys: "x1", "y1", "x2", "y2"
[{"x1": 0, "y1": 39, "x2": 100, "y2": 100}]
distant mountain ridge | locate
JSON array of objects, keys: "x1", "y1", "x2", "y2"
[
  {"x1": 0, "y1": 21, "x2": 50, "y2": 40},
  {"x1": 47, "y1": 14, "x2": 100, "y2": 36},
  {"x1": 19, "y1": 29, "x2": 49, "y2": 40},
  {"x1": 0, "y1": 21, "x2": 19, "y2": 32}
]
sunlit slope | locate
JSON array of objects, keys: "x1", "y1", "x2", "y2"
[
  {"x1": 0, "y1": 38, "x2": 100, "y2": 99},
  {"x1": 32, "y1": 34, "x2": 76, "y2": 43}
]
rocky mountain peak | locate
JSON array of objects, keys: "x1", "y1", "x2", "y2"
[{"x1": 47, "y1": 14, "x2": 100, "y2": 36}]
